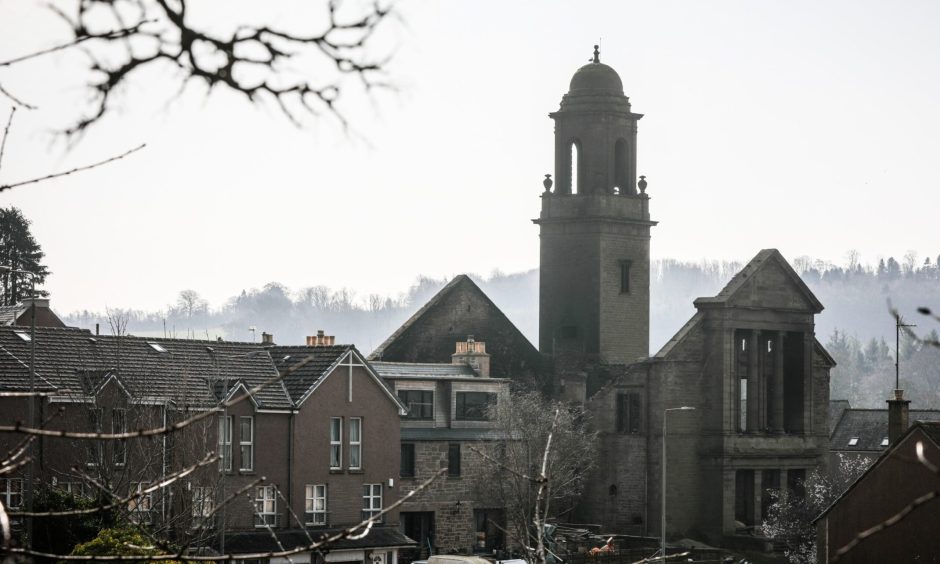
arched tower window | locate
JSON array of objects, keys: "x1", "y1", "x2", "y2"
[
  {"x1": 614, "y1": 138, "x2": 628, "y2": 194},
  {"x1": 570, "y1": 140, "x2": 582, "y2": 195}
]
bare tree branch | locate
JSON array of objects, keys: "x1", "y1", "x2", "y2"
[
  {"x1": 0, "y1": 83, "x2": 36, "y2": 109},
  {"x1": 0, "y1": 143, "x2": 145, "y2": 193}
]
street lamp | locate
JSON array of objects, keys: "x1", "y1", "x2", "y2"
[
  {"x1": 662, "y1": 406, "x2": 695, "y2": 562},
  {"x1": 0, "y1": 265, "x2": 39, "y2": 547}
]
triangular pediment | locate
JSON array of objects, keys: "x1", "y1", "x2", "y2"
[
  {"x1": 367, "y1": 275, "x2": 541, "y2": 379},
  {"x1": 694, "y1": 249, "x2": 823, "y2": 313}
]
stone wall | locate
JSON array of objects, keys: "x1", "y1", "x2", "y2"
[{"x1": 399, "y1": 440, "x2": 504, "y2": 554}]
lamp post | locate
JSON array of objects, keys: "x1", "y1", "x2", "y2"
[
  {"x1": 1, "y1": 265, "x2": 39, "y2": 547},
  {"x1": 662, "y1": 406, "x2": 695, "y2": 562}
]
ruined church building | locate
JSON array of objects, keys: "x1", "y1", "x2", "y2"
[{"x1": 377, "y1": 46, "x2": 833, "y2": 547}]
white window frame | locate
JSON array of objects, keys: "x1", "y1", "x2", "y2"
[
  {"x1": 128, "y1": 482, "x2": 152, "y2": 524},
  {"x1": 239, "y1": 416, "x2": 254, "y2": 472},
  {"x1": 254, "y1": 485, "x2": 278, "y2": 527},
  {"x1": 362, "y1": 483, "x2": 382, "y2": 522},
  {"x1": 349, "y1": 417, "x2": 362, "y2": 470},
  {"x1": 330, "y1": 417, "x2": 342, "y2": 470},
  {"x1": 1, "y1": 478, "x2": 23, "y2": 509},
  {"x1": 219, "y1": 416, "x2": 233, "y2": 471},
  {"x1": 305, "y1": 484, "x2": 327, "y2": 526},
  {"x1": 192, "y1": 486, "x2": 215, "y2": 521}
]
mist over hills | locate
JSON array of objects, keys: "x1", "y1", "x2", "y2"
[{"x1": 64, "y1": 254, "x2": 940, "y2": 408}]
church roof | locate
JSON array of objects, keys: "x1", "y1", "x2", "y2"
[
  {"x1": 693, "y1": 248, "x2": 824, "y2": 313},
  {"x1": 367, "y1": 275, "x2": 541, "y2": 380}
]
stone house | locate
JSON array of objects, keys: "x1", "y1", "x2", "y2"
[
  {"x1": 0, "y1": 326, "x2": 413, "y2": 564},
  {"x1": 372, "y1": 337, "x2": 511, "y2": 559}
]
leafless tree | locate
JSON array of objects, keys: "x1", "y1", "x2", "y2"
[
  {"x1": 471, "y1": 391, "x2": 598, "y2": 561},
  {"x1": 0, "y1": 0, "x2": 396, "y2": 141}
]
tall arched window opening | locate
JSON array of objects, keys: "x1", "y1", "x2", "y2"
[
  {"x1": 571, "y1": 141, "x2": 581, "y2": 195},
  {"x1": 614, "y1": 138, "x2": 628, "y2": 194}
]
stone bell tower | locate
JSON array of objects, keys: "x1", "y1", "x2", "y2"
[{"x1": 535, "y1": 46, "x2": 656, "y2": 366}]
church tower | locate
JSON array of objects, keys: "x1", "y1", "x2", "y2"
[{"x1": 535, "y1": 47, "x2": 656, "y2": 366}]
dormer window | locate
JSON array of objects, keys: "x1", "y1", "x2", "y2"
[{"x1": 848, "y1": 437, "x2": 859, "y2": 446}]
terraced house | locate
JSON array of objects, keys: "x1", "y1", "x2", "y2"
[{"x1": 0, "y1": 326, "x2": 414, "y2": 564}]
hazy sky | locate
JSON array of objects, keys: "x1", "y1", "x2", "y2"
[{"x1": 1, "y1": 0, "x2": 939, "y2": 314}]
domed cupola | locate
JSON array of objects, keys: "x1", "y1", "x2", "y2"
[
  {"x1": 548, "y1": 46, "x2": 643, "y2": 196},
  {"x1": 568, "y1": 47, "x2": 624, "y2": 93},
  {"x1": 559, "y1": 45, "x2": 632, "y2": 114}
]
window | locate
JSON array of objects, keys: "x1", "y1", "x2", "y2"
[
  {"x1": 560, "y1": 325, "x2": 578, "y2": 340},
  {"x1": 400, "y1": 444, "x2": 415, "y2": 478},
  {"x1": 362, "y1": 484, "x2": 383, "y2": 521},
  {"x1": 619, "y1": 260, "x2": 632, "y2": 294},
  {"x1": 848, "y1": 437, "x2": 859, "y2": 446},
  {"x1": 881, "y1": 437, "x2": 889, "y2": 447},
  {"x1": 399, "y1": 390, "x2": 433, "y2": 420},
  {"x1": 615, "y1": 393, "x2": 641, "y2": 434},
  {"x1": 147, "y1": 342, "x2": 167, "y2": 353},
  {"x1": 254, "y1": 485, "x2": 278, "y2": 527},
  {"x1": 330, "y1": 417, "x2": 342, "y2": 470},
  {"x1": 305, "y1": 484, "x2": 327, "y2": 525},
  {"x1": 1, "y1": 478, "x2": 23, "y2": 509},
  {"x1": 349, "y1": 418, "x2": 362, "y2": 470},
  {"x1": 218, "y1": 416, "x2": 233, "y2": 471},
  {"x1": 455, "y1": 392, "x2": 496, "y2": 421},
  {"x1": 240, "y1": 416, "x2": 254, "y2": 471},
  {"x1": 59, "y1": 481, "x2": 88, "y2": 498},
  {"x1": 128, "y1": 482, "x2": 152, "y2": 523},
  {"x1": 13, "y1": 331, "x2": 30, "y2": 342},
  {"x1": 192, "y1": 486, "x2": 214, "y2": 525},
  {"x1": 112, "y1": 408, "x2": 127, "y2": 465},
  {"x1": 87, "y1": 407, "x2": 104, "y2": 466},
  {"x1": 448, "y1": 443, "x2": 461, "y2": 477}
]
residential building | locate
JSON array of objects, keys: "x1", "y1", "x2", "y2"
[
  {"x1": 815, "y1": 421, "x2": 940, "y2": 563},
  {"x1": 372, "y1": 336, "x2": 511, "y2": 559},
  {"x1": 0, "y1": 327, "x2": 413, "y2": 563}
]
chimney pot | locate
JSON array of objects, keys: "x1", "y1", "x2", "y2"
[{"x1": 261, "y1": 332, "x2": 274, "y2": 345}]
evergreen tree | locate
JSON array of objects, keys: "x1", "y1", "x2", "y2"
[{"x1": 0, "y1": 207, "x2": 50, "y2": 306}]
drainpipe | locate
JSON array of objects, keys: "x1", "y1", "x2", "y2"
[
  {"x1": 644, "y1": 363, "x2": 651, "y2": 537},
  {"x1": 288, "y1": 409, "x2": 295, "y2": 518}
]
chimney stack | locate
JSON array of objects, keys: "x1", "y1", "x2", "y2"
[
  {"x1": 887, "y1": 388, "x2": 911, "y2": 444},
  {"x1": 261, "y1": 332, "x2": 274, "y2": 345},
  {"x1": 306, "y1": 330, "x2": 336, "y2": 346},
  {"x1": 452, "y1": 335, "x2": 490, "y2": 378}
]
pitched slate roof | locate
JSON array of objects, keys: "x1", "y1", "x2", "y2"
[
  {"x1": 268, "y1": 345, "x2": 353, "y2": 403},
  {"x1": 815, "y1": 420, "x2": 940, "y2": 523},
  {"x1": 367, "y1": 275, "x2": 542, "y2": 380},
  {"x1": 829, "y1": 399, "x2": 851, "y2": 435},
  {"x1": 370, "y1": 361, "x2": 480, "y2": 380},
  {"x1": 693, "y1": 248, "x2": 824, "y2": 313},
  {"x1": 219, "y1": 526, "x2": 416, "y2": 554},
  {"x1": 0, "y1": 326, "x2": 293, "y2": 409},
  {"x1": 830, "y1": 408, "x2": 940, "y2": 452}
]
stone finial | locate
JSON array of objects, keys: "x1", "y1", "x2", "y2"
[
  {"x1": 593, "y1": 45, "x2": 600, "y2": 63},
  {"x1": 638, "y1": 175, "x2": 648, "y2": 194},
  {"x1": 543, "y1": 174, "x2": 553, "y2": 193}
]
